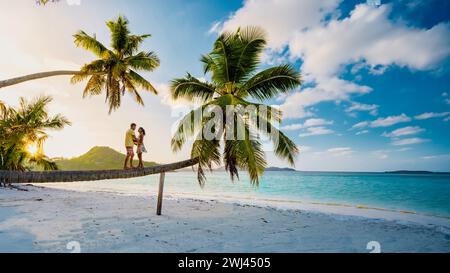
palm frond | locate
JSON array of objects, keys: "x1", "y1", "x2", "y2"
[
  {"x1": 71, "y1": 60, "x2": 107, "y2": 84},
  {"x1": 202, "y1": 26, "x2": 267, "y2": 84},
  {"x1": 200, "y1": 54, "x2": 216, "y2": 75},
  {"x1": 202, "y1": 35, "x2": 232, "y2": 84},
  {"x1": 28, "y1": 154, "x2": 58, "y2": 171},
  {"x1": 105, "y1": 75, "x2": 121, "y2": 113},
  {"x1": 70, "y1": 73, "x2": 90, "y2": 84},
  {"x1": 125, "y1": 51, "x2": 160, "y2": 71},
  {"x1": 42, "y1": 114, "x2": 71, "y2": 130},
  {"x1": 232, "y1": 26, "x2": 267, "y2": 83},
  {"x1": 74, "y1": 31, "x2": 109, "y2": 58},
  {"x1": 83, "y1": 75, "x2": 105, "y2": 97},
  {"x1": 126, "y1": 34, "x2": 152, "y2": 55},
  {"x1": 191, "y1": 137, "x2": 222, "y2": 186},
  {"x1": 232, "y1": 120, "x2": 267, "y2": 185},
  {"x1": 255, "y1": 115, "x2": 298, "y2": 166},
  {"x1": 0, "y1": 100, "x2": 6, "y2": 116},
  {"x1": 170, "y1": 74, "x2": 216, "y2": 102},
  {"x1": 122, "y1": 76, "x2": 144, "y2": 105},
  {"x1": 240, "y1": 100, "x2": 298, "y2": 165},
  {"x1": 171, "y1": 105, "x2": 206, "y2": 152},
  {"x1": 106, "y1": 16, "x2": 130, "y2": 53},
  {"x1": 240, "y1": 65, "x2": 301, "y2": 100},
  {"x1": 223, "y1": 140, "x2": 240, "y2": 181},
  {"x1": 128, "y1": 70, "x2": 158, "y2": 94}
]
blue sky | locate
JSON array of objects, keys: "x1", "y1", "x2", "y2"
[{"x1": 1, "y1": 0, "x2": 449, "y2": 171}]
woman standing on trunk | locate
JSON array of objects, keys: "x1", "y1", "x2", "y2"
[{"x1": 136, "y1": 127, "x2": 147, "y2": 168}]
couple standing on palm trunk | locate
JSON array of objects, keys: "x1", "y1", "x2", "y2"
[{"x1": 124, "y1": 123, "x2": 148, "y2": 170}]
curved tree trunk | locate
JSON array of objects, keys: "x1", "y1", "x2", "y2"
[
  {"x1": 0, "y1": 158, "x2": 199, "y2": 184},
  {"x1": 0, "y1": 70, "x2": 82, "y2": 89}
]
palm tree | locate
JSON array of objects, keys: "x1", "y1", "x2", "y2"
[
  {"x1": 0, "y1": 96, "x2": 70, "y2": 171},
  {"x1": 0, "y1": 16, "x2": 160, "y2": 113},
  {"x1": 0, "y1": 100, "x2": 5, "y2": 115},
  {"x1": 170, "y1": 26, "x2": 301, "y2": 185}
]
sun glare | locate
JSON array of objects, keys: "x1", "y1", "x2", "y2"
[{"x1": 27, "y1": 144, "x2": 39, "y2": 156}]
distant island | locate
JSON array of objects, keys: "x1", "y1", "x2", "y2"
[
  {"x1": 385, "y1": 170, "x2": 450, "y2": 175},
  {"x1": 265, "y1": 167, "x2": 297, "y2": 172},
  {"x1": 202, "y1": 166, "x2": 297, "y2": 172},
  {"x1": 54, "y1": 146, "x2": 158, "y2": 171},
  {"x1": 174, "y1": 167, "x2": 298, "y2": 172}
]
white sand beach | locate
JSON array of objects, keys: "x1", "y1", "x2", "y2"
[{"x1": 1, "y1": 182, "x2": 450, "y2": 253}]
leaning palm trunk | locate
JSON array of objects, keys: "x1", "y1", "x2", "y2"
[{"x1": 0, "y1": 70, "x2": 83, "y2": 89}]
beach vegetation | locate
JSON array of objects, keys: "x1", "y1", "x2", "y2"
[{"x1": 0, "y1": 96, "x2": 70, "y2": 171}]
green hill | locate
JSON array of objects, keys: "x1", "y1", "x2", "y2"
[{"x1": 55, "y1": 146, "x2": 158, "y2": 171}]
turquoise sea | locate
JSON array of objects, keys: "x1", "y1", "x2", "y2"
[{"x1": 120, "y1": 171, "x2": 450, "y2": 218}]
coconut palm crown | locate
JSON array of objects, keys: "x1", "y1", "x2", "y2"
[
  {"x1": 71, "y1": 16, "x2": 160, "y2": 113},
  {"x1": 0, "y1": 96, "x2": 70, "y2": 171},
  {"x1": 170, "y1": 26, "x2": 302, "y2": 185}
]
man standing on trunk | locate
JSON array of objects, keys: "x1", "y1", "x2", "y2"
[{"x1": 124, "y1": 123, "x2": 137, "y2": 170}]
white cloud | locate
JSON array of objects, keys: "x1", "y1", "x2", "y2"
[
  {"x1": 372, "y1": 147, "x2": 413, "y2": 159},
  {"x1": 401, "y1": 0, "x2": 424, "y2": 10},
  {"x1": 372, "y1": 150, "x2": 389, "y2": 159},
  {"x1": 289, "y1": 4, "x2": 450, "y2": 78},
  {"x1": 370, "y1": 114, "x2": 411, "y2": 128},
  {"x1": 280, "y1": 77, "x2": 371, "y2": 119},
  {"x1": 299, "y1": 126, "x2": 334, "y2": 137},
  {"x1": 282, "y1": 118, "x2": 333, "y2": 131},
  {"x1": 299, "y1": 146, "x2": 313, "y2": 153},
  {"x1": 355, "y1": 130, "x2": 369, "y2": 135},
  {"x1": 422, "y1": 154, "x2": 450, "y2": 160},
  {"x1": 443, "y1": 93, "x2": 450, "y2": 105},
  {"x1": 445, "y1": 116, "x2": 450, "y2": 122},
  {"x1": 414, "y1": 112, "x2": 450, "y2": 120},
  {"x1": 218, "y1": 2, "x2": 450, "y2": 119},
  {"x1": 219, "y1": 0, "x2": 341, "y2": 49},
  {"x1": 352, "y1": 114, "x2": 411, "y2": 129},
  {"x1": 209, "y1": 21, "x2": 222, "y2": 35},
  {"x1": 351, "y1": 121, "x2": 370, "y2": 130},
  {"x1": 305, "y1": 119, "x2": 333, "y2": 128},
  {"x1": 327, "y1": 147, "x2": 354, "y2": 157},
  {"x1": 280, "y1": 123, "x2": 304, "y2": 131},
  {"x1": 345, "y1": 102, "x2": 379, "y2": 116},
  {"x1": 391, "y1": 137, "x2": 429, "y2": 146},
  {"x1": 382, "y1": 126, "x2": 425, "y2": 138},
  {"x1": 66, "y1": 0, "x2": 81, "y2": 5}
]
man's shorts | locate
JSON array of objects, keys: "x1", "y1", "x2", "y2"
[{"x1": 126, "y1": 147, "x2": 134, "y2": 156}]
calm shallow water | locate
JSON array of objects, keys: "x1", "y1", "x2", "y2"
[{"x1": 113, "y1": 171, "x2": 450, "y2": 218}]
